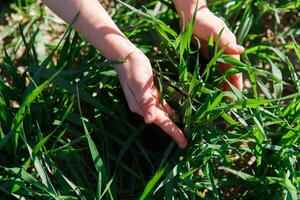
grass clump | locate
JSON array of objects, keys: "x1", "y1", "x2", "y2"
[{"x1": 0, "y1": 0, "x2": 299, "y2": 199}]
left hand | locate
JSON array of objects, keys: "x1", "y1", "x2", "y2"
[{"x1": 115, "y1": 52, "x2": 188, "y2": 148}]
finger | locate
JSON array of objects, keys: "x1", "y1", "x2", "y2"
[
  {"x1": 193, "y1": 9, "x2": 244, "y2": 55},
  {"x1": 218, "y1": 54, "x2": 243, "y2": 91},
  {"x1": 218, "y1": 54, "x2": 240, "y2": 73},
  {"x1": 220, "y1": 73, "x2": 243, "y2": 91},
  {"x1": 226, "y1": 44, "x2": 244, "y2": 55},
  {"x1": 143, "y1": 95, "x2": 157, "y2": 124},
  {"x1": 199, "y1": 40, "x2": 243, "y2": 91},
  {"x1": 162, "y1": 100, "x2": 175, "y2": 117},
  {"x1": 222, "y1": 41, "x2": 244, "y2": 55},
  {"x1": 219, "y1": 27, "x2": 244, "y2": 54},
  {"x1": 121, "y1": 83, "x2": 143, "y2": 116},
  {"x1": 202, "y1": 18, "x2": 244, "y2": 54},
  {"x1": 154, "y1": 108, "x2": 188, "y2": 149},
  {"x1": 150, "y1": 84, "x2": 175, "y2": 117},
  {"x1": 130, "y1": 80, "x2": 157, "y2": 124},
  {"x1": 198, "y1": 35, "x2": 243, "y2": 61},
  {"x1": 229, "y1": 73, "x2": 243, "y2": 91}
]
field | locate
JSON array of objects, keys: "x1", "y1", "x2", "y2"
[{"x1": 0, "y1": 0, "x2": 299, "y2": 199}]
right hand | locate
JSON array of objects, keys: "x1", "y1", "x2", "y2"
[
  {"x1": 114, "y1": 51, "x2": 188, "y2": 149},
  {"x1": 176, "y1": 4, "x2": 244, "y2": 91},
  {"x1": 189, "y1": 7, "x2": 244, "y2": 91}
]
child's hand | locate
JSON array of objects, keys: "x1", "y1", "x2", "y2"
[
  {"x1": 185, "y1": 7, "x2": 244, "y2": 54},
  {"x1": 177, "y1": 5, "x2": 244, "y2": 91},
  {"x1": 114, "y1": 52, "x2": 188, "y2": 149},
  {"x1": 44, "y1": 0, "x2": 188, "y2": 148}
]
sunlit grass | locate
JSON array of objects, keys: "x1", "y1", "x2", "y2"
[{"x1": 0, "y1": 0, "x2": 299, "y2": 199}]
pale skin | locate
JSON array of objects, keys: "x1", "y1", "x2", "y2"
[{"x1": 43, "y1": 0, "x2": 244, "y2": 149}]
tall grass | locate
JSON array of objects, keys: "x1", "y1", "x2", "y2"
[{"x1": 0, "y1": 0, "x2": 299, "y2": 199}]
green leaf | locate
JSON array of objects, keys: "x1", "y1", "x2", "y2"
[
  {"x1": 218, "y1": 167, "x2": 262, "y2": 183},
  {"x1": 139, "y1": 167, "x2": 166, "y2": 200},
  {"x1": 76, "y1": 85, "x2": 114, "y2": 200}
]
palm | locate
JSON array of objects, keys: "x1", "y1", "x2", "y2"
[{"x1": 115, "y1": 52, "x2": 188, "y2": 148}]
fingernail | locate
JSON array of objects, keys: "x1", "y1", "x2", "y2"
[
  {"x1": 179, "y1": 139, "x2": 188, "y2": 149},
  {"x1": 235, "y1": 45, "x2": 245, "y2": 52}
]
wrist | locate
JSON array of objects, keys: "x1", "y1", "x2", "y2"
[
  {"x1": 114, "y1": 50, "x2": 147, "y2": 71},
  {"x1": 114, "y1": 50, "x2": 151, "y2": 81},
  {"x1": 94, "y1": 31, "x2": 141, "y2": 61}
]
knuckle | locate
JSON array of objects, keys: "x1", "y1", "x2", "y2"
[
  {"x1": 218, "y1": 20, "x2": 226, "y2": 28},
  {"x1": 134, "y1": 78, "x2": 145, "y2": 86},
  {"x1": 137, "y1": 95, "x2": 148, "y2": 106}
]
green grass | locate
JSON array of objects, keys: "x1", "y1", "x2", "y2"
[{"x1": 0, "y1": 0, "x2": 299, "y2": 199}]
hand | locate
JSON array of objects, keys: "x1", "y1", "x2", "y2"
[
  {"x1": 114, "y1": 51, "x2": 188, "y2": 148},
  {"x1": 180, "y1": 6, "x2": 244, "y2": 91}
]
